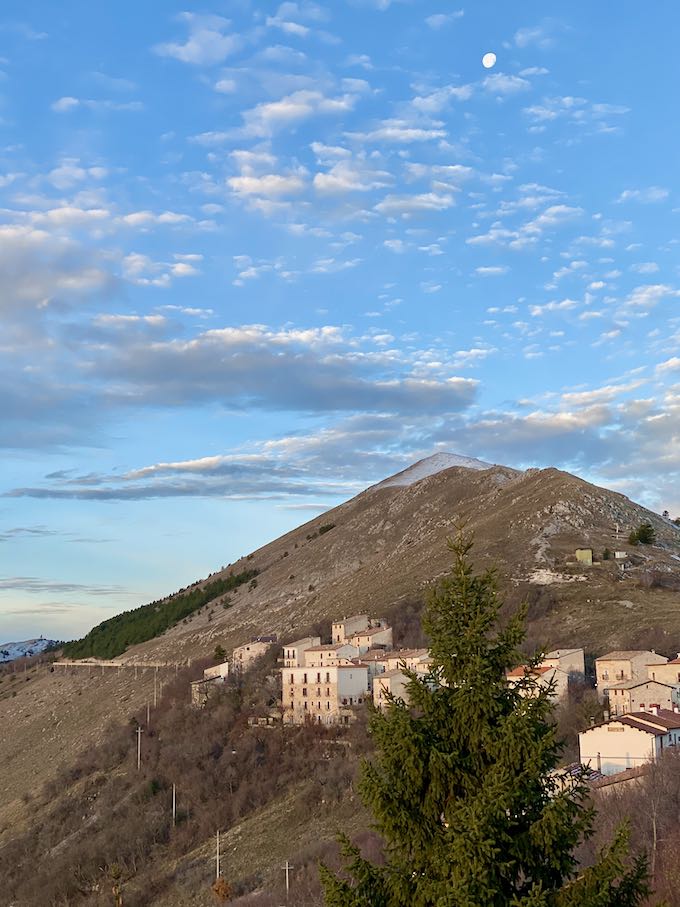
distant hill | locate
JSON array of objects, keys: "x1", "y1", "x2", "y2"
[{"x1": 0, "y1": 637, "x2": 58, "y2": 662}]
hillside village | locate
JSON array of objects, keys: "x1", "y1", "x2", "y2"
[{"x1": 191, "y1": 604, "x2": 680, "y2": 790}]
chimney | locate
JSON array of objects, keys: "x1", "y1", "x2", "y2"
[
  {"x1": 674, "y1": 706, "x2": 680, "y2": 714},
  {"x1": 650, "y1": 706, "x2": 658, "y2": 716}
]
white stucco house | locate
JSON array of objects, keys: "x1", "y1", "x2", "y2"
[{"x1": 579, "y1": 708, "x2": 680, "y2": 776}]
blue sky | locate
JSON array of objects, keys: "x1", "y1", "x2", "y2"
[{"x1": 3, "y1": 1, "x2": 680, "y2": 642}]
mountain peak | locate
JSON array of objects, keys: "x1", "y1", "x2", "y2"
[
  {"x1": 372, "y1": 451, "x2": 495, "y2": 490},
  {"x1": 0, "y1": 637, "x2": 57, "y2": 662}
]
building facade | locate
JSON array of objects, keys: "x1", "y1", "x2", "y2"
[
  {"x1": 579, "y1": 709, "x2": 680, "y2": 776},
  {"x1": 603, "y1": 679, "x2": 679, "y2": 717},
  {"x1": 232, "y1": 636, "x2": 276, "y2": 672},
  {"x1": 282, "y1": 662, "x2": 369, "y2": 725},
  {"x1": 595, "y1": 650, "x2": 668, "y2": 699}
]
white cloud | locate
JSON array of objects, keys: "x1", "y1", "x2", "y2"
[
  {"x1": 656, "y1": 357, "x2": 680, "y2": 374},
  {"x1": 347, "y1": 119, "x2": 447, "y2": 143},
  {"x1": 523, "y1": 96, "x2": 629, "y2": 131},
  {"x1": 475, "y1": 266, "x2": 508, "y2": 277},
  {"x1": 47, "y1": 159, "x2": 108, "y2": 189},
  {"x1": 229, "y1": 171, "x2": 307, "y2": 198},
  {"x1": 411, "y1": 84, "x2": 473, "y2": 113},
  {"x1": 154, "y1": 13, "x2": 242, "y2": 65},
  {"x1": 374, "y1": 191, "x2": 455, "y2": 217},
  {"x1": 482, "y1": 73, "x2": 530, "y2": 95},
  {"x1": 52, "y1": 96, "x2": 143, "y2": 113},
  {"x1": 529, "y1": 298, "x2": 579, "y2": 317},
  {"x1": 630, "y1": 262, "x2": 659, "y2": 274},
  {"x1": 468, "y1": 205, "x2": 583, "y2": 250},
  {"x1": 121, "y1": 252, "x2": 200, "y2": 287},
  {"x1": 214, "y1": 78, "x2": 237, "y2": 94},
  {"x1": 425, "y1": 10, "x2": 464, "y2": 29},
  {"x1": 242, "y1": 89, "x2": 356, "y2": 137},
  {"x1": 514, "y1": 23, "x2": 557, "y2": 49},
  {"x1": 313, "y1": 159, "x2": 391, "y2": 194},
  {"x1": 623, "y1": 284, "x2": 680, "y2": 310},
  {"x1": 617, "y1": 187, "x2": 670, "y2": 204}
]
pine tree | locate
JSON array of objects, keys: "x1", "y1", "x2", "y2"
[{"x1": 320, "y1": 533, "x2": 650, "y2": 906}]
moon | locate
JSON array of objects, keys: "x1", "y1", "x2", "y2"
[{"x1": 482, "y1": 52, "x2": 497, "y2": 69}]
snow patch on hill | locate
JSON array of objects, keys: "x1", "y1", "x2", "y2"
[
  {"x1": 374, "y1": 452, "x2": 495, "y2": 489},
  {"x1": 0, "y1": 637, "x2": 57, "y2": 662}
]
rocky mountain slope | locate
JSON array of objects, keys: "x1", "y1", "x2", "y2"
[{"x1": 119, "y1": 457, "x2": 680, "y2": 666}]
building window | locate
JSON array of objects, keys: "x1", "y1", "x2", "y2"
[
  {"x1": 317, "y1": 688, "x2": 321, "y2": 696},
  {"x1": 289, "y1": 674, "x2": 294, "y2": 684},
  {"x1": 326, "y1": 687, "x2": 330, "y2": 697},
  {"x1": 325, "y1": 672, "x2": 330, "y2": 682},
  {"x1": 302, "y1": 687, "x2": 307, "y2": 697},
  {"x1": 317, "y1": 672, "x2": 321, "y2": 682},
  {"x1": 326, "y1": 702, "x2": 330, "y2": 710},
  {"x1": 304, "y1": 701, "x2": 307, "y2": 710},
  {"x1": 303, "y1": 673, "x2": 307, "y2": 683}
]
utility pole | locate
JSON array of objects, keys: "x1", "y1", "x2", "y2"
[
  {"x1": 172, "y1": 783, "x2": 176, "y2": 827},
  {"x1": 136, "y1": 726, "x2": 144, "y2": 771},
  {"x1": 154, "y1": 667, "x2": 158, "y2": 707},
  {"x1": 146, "y1": 702, "x2": 150, "y2": 727},
  {"x1": 216, "y1": 829, "x2": 221, "y2": 880},
  {"x1": 283, "y1": 860, "x2": 292, "y2": 901}
]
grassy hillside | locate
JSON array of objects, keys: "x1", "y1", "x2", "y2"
[
  {"x1": 62, "y1": 569, "x2": 258, "y2": 659},
  {"x1": 0, "y1": 652, "x2": 372, "y2": 906}
]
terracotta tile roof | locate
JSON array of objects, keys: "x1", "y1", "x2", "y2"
[
  {"x1": 618, "y1": 710, "x2": 680, "y2": 734},
  {"x1": 506, "y1": 665, "x2": 553, "y2": 678}
]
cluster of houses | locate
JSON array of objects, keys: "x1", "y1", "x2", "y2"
[
  {"x1": 579, "y1": 649, "x2": 680, "y2": 776},
  {"x1": 281, "y1": 614, "x2": 431, "y2": 725},
  {"x1": 192, "y1": 616, "x2": 680, "y2": 782}
]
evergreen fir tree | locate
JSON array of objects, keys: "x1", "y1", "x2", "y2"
[{"x1": 320, "y1": 533, "x2": 650, "y2": 906}]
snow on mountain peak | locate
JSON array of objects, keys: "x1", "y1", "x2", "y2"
[
  {"x1": 374, "y1": 452, "x2": 495, "y2": 489},
  {"x1": 0, "y1": 637, "x2": 57, "y2": 662}
]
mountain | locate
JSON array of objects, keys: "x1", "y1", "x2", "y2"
[
  {"x1": 0, "y1": 637, "x2": 57, "y2": 662},
  {"x1": 3, "y1": 454, "x2": 680, "y2": 901},
  {"x1": 112, "y1": 457, "x2": 680, "y2": 667},
  {"x1": 371, "y1": 451, "x2": 495, "y2": 488}
]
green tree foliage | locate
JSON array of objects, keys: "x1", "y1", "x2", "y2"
[
  {"x1": 629, "y1": 522, "x2": 656, "y2": 546},
  {"x1": 321, "y1": 534, "x2": 650, "y2": 906},
  {"x1": 635, "y1": 522, "x2": 656, "y2": 545},
  {"x1": 213, "y1": 645, "x2": 227, "y2": 662},
  {"x1": 62, "y1": 570, "x2": 258, "y2": 660}
]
